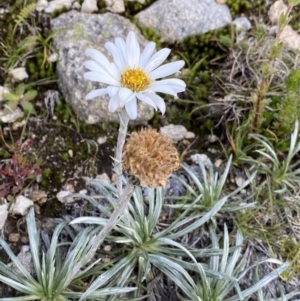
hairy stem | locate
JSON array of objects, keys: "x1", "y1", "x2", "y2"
[
  {"x1": 69, "y1": 109, "x2": 132, "y2": 279},
  {"x1": 115, "y1": 109, "x2": 130, "y2": 197}
]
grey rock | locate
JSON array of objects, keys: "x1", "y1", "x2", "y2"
[
  {"x1": 8, "y1": 233, "x2": 20, "y2": 242},
  {"x1": 10, "y1": 246, "x2": 33, "y2": 274},
  {"x1": 268, "y1": 0, "x2": 287, "y2": 24},
  {"x1": 190, "y1": 153, "x2": 209, "y2": 166},
  {"x1": 0, "y1": 107, "x2": 24, "y2": 123},
  {"x1": 279, "y1": 25, "x2": 300, "y2": 50},
  {"x1": 184, "y1": 131, "x2": 195, "y2": 139},
  {"x1": 105, "y1": 0, "x2": 125, "y2": 13},
  {"x1": 56, "y1": 190, "x2": 73, "y2": 203},
  {"x1": 135, "y1": 0, "x2": 232, "y2": 43},
  {"x1": 51, "y1": 11, "x2": 154, "y2": 124},
  {"x1": 81, "y1": 0, "x2": 98, "y2": 13},
  {"x1": 0, "y1": 204, "x2": 8, "y2": 230},
  {"x1": 11, "y1": 195, "x2": 33, "y2": 216},
  {"x1": 0, "y1": 86, "x2": 10, "y2": 101},
  {"x1": 160, "y1": 124, "x2": 187, "y2": 141},
  {"x1": 233, "y1": 17, "x2": 252, "y2": 33},
  {"x1": 45, "y1": 0, "x2": 73, "y2": 13}
]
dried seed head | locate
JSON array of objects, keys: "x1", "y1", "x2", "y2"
[{"x1": 123, "y1": 129, "x2": 180, "y2": 188}]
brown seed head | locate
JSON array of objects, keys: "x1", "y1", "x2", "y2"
[{"x1": 123, "y1": 129, "x2": 180, "y2": 188}]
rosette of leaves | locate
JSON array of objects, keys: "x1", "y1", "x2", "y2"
[
  {"x1": 71, "y1": 180, "x2": 230, "y2": 301},
  {"x1": 3, "y1": 83, "x2": 37, "y2": 114},
  {"x1": 69, "y1": 177, "x2": 290, "y2": 301},
  {"x1": 0, "y1": 207, "x2": 136, "y2": 300},
  {"x1": 169, "y1": 155, "x2": 257, "y2": 214}
]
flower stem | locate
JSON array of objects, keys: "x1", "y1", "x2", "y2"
[
  {"x1": 69, "y1": 182, "x2": 135, "y2": 280},
  {"x1": 69, "y1": 109, "x2": 132, "y2": 278},
  {"x1": 115, "y1": 109, "x2": 130, "y2": 197}
]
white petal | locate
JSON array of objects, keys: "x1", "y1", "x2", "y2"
[
  {"x1": 136, "y1": 93, "x2": 157, "y2": 110},
  {"x1": 118, "y1": 87, "x2": 135, "y2": 106},
  {"x1": 109, "y1": 63, "x2": 121, "y2": 80},
  {"x1": 144, "y1": 92, "x2": 166, "y2": 114},
  {"x1": 126, "y1": 31, "x2": 140, "y2": 67},
  {"x1": 144, "y1": 48, "x2": 171, "y2": 73},
  {"x1": 84, "y1": 61, "x2": 106, "y2": 73},
  {"x1": 84, "y1": 71, "x2": 120, "y2": 86},
  {"x1": 115, "y1": 37, "x2": 128, "y2": 67},
  {"x1": 108, "y1": 94, "x2": 121, "y2": 112},
  {"x1": 125, "y1": 98, "x2": 138, "y2": 119},
  {"x1": 149, "y1": 61, "x2": 185, "y2": 80},
  {"x1": 86, "y1": 48, "x2": 109, "y2": 65},
  {"x1": 139, "y1": 42, "x2": 155, "y2": 68},
  {"x1": 85, "y1": 49, "x2": 120, "y2": 79},
  {"x1": 86, "y1": 88, "x2": 108, "y2": 100},
  {"x1": 107, "y1": 86, "x2": 119, "y2": 97},
  {"x1": 149, "y1": 85, "x2": 176, "y2": 97},
  {"x1": 149, "y1": 79, "x2": 186, "y2": 97},
  {"x1": 150, "y1": 78, "x2": 186, "y2": 90},
  {"x1": 105, "y1": 42, "x2": 125, "y2": 72}
]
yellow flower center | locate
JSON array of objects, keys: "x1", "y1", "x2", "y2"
[{"x1": 120, "y1": 68, "x2": 151, "y2": 92}]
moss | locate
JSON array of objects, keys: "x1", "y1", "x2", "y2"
[
  {"x1": 97, "y1": 0, "x2": 107, "y2": 13},
  {"x1": 226, "y1": 0, "x2": 264, "y2": 18},
  {"x1": 123, "y1": 0, "x2": 156, "y2": 18},
  {"x1": 42, "y1": 167, "x2": 52, "y2": 178},
  {"x1": 50, "y1": 6, "x2": 69, "y2": 18}
]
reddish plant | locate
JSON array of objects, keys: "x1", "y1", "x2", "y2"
[{"x1": 0, "y1": 137, "x2": 42, "y2": 198}]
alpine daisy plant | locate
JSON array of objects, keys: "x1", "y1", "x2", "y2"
[{"x1": 84, "y1": 31, "x2": 186, "y2": 119}]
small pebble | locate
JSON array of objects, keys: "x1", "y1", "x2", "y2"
[
  {"x1": 214, "y1": 159, "x2": 223, "y2": 167},
  {"x1": 34, "y1": 204, "x2": 41, "y2": 215},
  {"x1": 30, "y1": 190, "x2": 47, "y2": 202},
  {"x1": 56, "y1": 190, "x2": 73, "y2": 203},
  {"x1": 103, "y1": 245, "x2": 112, "y2": 251},
  {"x1": 36, "y1": 0, "x2": 48, "y2": 11},
  {"x1": 190, "y1": 153, "x2": 209, "y2": 166},
  {"x1": 105, "y1": 0, "x2": 125, "y2": 13},
  {"x1": 97, "y1": 136, "x2": 107, "y2": 145},
  {"x1": 65, "y1": 183, "x2": 75, "y2": 193},
  {"x1": 9, "y1": 67, "x2": 29, "y2": 81},
  {"x1": 12, "y1": 195, "x2": 34, "y2": 215},
  {"x1": 6, "y1": 195, "x2": 14, "y2": 202},
  {"x1": 72, "y1": 1, "x2": 81, "y2": 9},
  {"x1": 235, "y1": 177, "x2": 245, "y2": 187},
  {"x1": 0, "y1": 204, "x2": 8, "y2": 230},
  {"x1": 47, "y1": 52, "x2": 58, "y2": 63},
  {"x1": 0, "y1": 107, "x2": 24, "y2": 123},
  {"x1": 160, "y1": 124, "x2": 187, "y2": 141},
  {"x1": 208, "y1": 148, "x2": 218, "y2": 154},
  {"x1": 207, "y1": 134, "x2": 218, "y2": 143},
  {"x1": 12, "y1": 120, "x2": 26, "y2": 131},
  {"x1": 184, "y1": 131, "x2": 196, "y2": 139},
  {"x1": 45, "y1": 0, "x2": 73, "y2": 13},
  {"x1": 81, "y1": 0, "x2": 98, "y2": 13},
  {"x1": 268, "y1": 0, "x2": 287, "y2": 24},
  {"x1": 96, "y1": 173, "x2": 111, "y2": 182},
  {"x1": 21, "y1": 236, "x2": 29, "y2": 244},
  {"x1": 9, "y1": 233, "x2": 20, "y2": 243},
  {"x1": 111, "y1": 173, "x2": 117, "y2": 184},
  {"x1": 102, "y1": 257, "x2": 111, "y2": 263},
  {"x1": 68, "y1": 149, "x2": 73, "y2": 158},
  {"x1": 0, "y1": 86, "x2": 10, "y2": 101},
  {"x1": 79, "y1": 189, "x2": 88, "y2": 195}
]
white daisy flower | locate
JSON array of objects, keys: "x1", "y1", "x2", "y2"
[{"x1": 84, "y1": 31, "x2": 186, "y2": 120}]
